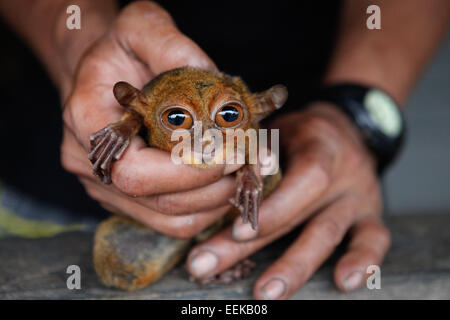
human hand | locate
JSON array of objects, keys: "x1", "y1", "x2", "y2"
[
  {"x1": 60, "y1": 1, "x2": 241, "y2": 238},
  {"x1": 186, "y1": 102, "x2": 391, "y2": 298}
]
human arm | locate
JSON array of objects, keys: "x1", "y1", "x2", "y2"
[{"x1": 185, "y1": 0, "x2": 450, "y2": 299}]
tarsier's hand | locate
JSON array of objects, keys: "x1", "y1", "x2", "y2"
[
  {"x1": 61, "y1": 1, "x2": 241, "y2": 238},
  {"x1": 186, "y1": 102, "x2": 391, "y2": 299}
]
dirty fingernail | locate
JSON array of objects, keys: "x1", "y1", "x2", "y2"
[
  {"x1": 261, "y1": 278, "x2": 286, "y2": 300},
  {"x1": 190, "y1": 250, "x2": 218, "y2": 277},
  {"x1": 232, "y1": 221, "x2": 258, "y2": 241},
  {"x1": 343, "y1": 271, "x2": 363, "y2": 291}
]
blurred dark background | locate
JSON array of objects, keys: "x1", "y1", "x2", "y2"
[{"x1": 0, "y1": 0, "x2": 448, "y2": 218}]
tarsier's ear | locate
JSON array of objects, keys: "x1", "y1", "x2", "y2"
[
  {"x1": 113, "y1": 81, "x2": 149, "y2": 116},
  {"x1": 250, "y1": 84, "x2": 288, "y2": 123}
]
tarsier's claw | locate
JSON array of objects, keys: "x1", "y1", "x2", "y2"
[
  {"x1": 196, "y1": 259, "x2": 256, "y2": 285},
  {"x1": 229, "y1": 166, "x2": 263, "y2": 230},
  {"x1": 88, "y1": 123, "x2": 131, "y2": 184}
]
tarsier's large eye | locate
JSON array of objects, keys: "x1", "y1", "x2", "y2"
[
  {"x1": 161, "y1": 108, "x2": 193, "y2": 130},
  {"x1": 215, "y1": 103, "x2": 244, "y2": 128}
]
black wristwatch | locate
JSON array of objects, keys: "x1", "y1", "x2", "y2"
[{"x1": 316, "y1": 84, "x2": 406, "y2": 174}]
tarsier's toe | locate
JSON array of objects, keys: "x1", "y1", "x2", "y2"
[
  {"x1": 88, "y1": 124, "x2": 130, "y2": 184},
  {"x1": 196, "y1": 259, "x2": 256, "y2": 285}
]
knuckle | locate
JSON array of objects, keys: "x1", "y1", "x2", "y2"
[
  {"x1": 123, "y1": 1, "x2": 166, "y2": 17},
  {"x1": 118, "y1": 1, "x2": 173, "y2": 30},
  {"x1": 85, "y1": 185, "x2": 102, "y2": 202},
  {"x1": 308, "y1": 160, "x2": 332, "y2": 192},
  {"x1": 309, "y1": 217, "x2": 345, "y2": 247},
  {"x1": 63, "y1": 95, "x2": 91, "y2": 133},
  {"x1": 375, "y1": 223, "x2": 392, "y2": 248},
  {"x1": 60, "y1": 149, "x2": 73, "y2": 172},
  {"x1": 210, "y1": 167, "x2": 225, "y2": 183},
  {"x1": 153, "y1": 194, "x2": 183, "y2": 215},
  {"x1": 284, "y1": 259, "x2": 309, "y2": 284},
  {"x1": 347, "y1": 147, "x2": 369, "y2": 171},
  {"x1": 302, "y1": 116, "x2": 336, "y2": 137},
  {"x1": 113, "y1": 170, "x2": 141, "y2": 197},
  {"x1": 355, "y1": 219, "x2": 392, "y2": 255},
  {"x1": 62, "y1": 105, "x2": 74, "y2": 128},
  {"x1": 159, "y1": 33, "x2": 213, "y2": 70},
  {"x1": 159, "y1": 33, "x2": 191, "y2": 59}
]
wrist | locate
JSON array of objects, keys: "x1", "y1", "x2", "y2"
[
  {"x1": 306, "y1": 102, "x2": 379, "y2": 168},
  {"x1": 308, "y1": 83, "x2": 406, "y2": 174}
]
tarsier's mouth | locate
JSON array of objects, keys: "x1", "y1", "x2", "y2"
[
  {"x1": 178, "y1": 140, "x2": 248, "y2": 166},
  {"x1": 179, "y1": 148, "x2": 239, "y2": 168}
]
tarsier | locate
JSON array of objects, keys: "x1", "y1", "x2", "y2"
[{"x1": 89, "y1": 67, "x2": 288, "y2": 290}]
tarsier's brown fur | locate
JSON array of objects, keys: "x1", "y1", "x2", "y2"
[{"x1": 89, "y1": 67, "x2": 288, "y2": 290}]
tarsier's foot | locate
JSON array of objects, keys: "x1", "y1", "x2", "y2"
[
  {"x1": 88, "y1": 122, "x2": 133, "y2": 184},
  {"x1": 230, "y1": 165, "x2": 263, "y2": 230},
  {"x1": 196, "y1": 259, "x2": 256, "y2": 285}
]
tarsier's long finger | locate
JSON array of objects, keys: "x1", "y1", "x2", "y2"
[
  {"x1": 89, "y1": 120, "x2": 139, "y2": 185},
  {"x1": 249, "y1": 189, "x2": 260, "y2": 230},
  {"x1": 229, "y1": 187, "x2": 246, "y2": 221},
  {"x1": 246, "y1": 188, "x2": 260, "y2": 230},
  {"x1": 114, "y1": 139, "x2": 130, "y2": 160},
  {"x1": 243, "y1": 189, "x2": 250, "y2": 223},
  {"x1": 90, "y1": 127, "x2": 109, "y2": 147},
  {"x1": 101, "y1": 141, "x2": 122, "y2": 171},
  {"x1": 101, "y1": 141, "x2": 123, "y2": 184},
  {"x1": 229, "y1": 165, "x2": 264, "y2": 230},
  {"x1": 92, "y1": 137, "x2": 115, "y2": 175},
  {"x1": 88, "y1": 130, "x2": 111, "y2": 161},
  {"x1": 229, "y1": 198, "x2": 244, "y2": 218}
]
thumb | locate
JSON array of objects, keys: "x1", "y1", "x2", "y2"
[{"x1": 115, "y1": 1, "x2": 217, "y2": 74}]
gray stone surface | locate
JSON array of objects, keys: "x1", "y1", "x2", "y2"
[{"x1": 0, "y1": 213, "x2": 449, "y2": 299}]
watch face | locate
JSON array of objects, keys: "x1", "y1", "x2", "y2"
[{"x1": 364, "y1": 89, "x2": 402, "y2": 138}]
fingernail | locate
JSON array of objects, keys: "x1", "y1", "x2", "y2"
[
  {"x1": 343, "y1": 271, "x2": 363, "y2": 291},
  {"x1": 232, "y1": 221, "x2": 258, "y2": 241},
  {"x1": 190, "y1": 250, "x2": 218, "y2": 278},
  {"x1": 261, "y1": 278, "x2": 286, "y2": 300}
]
